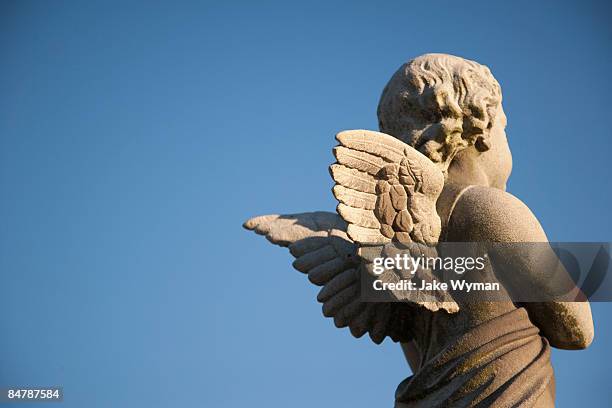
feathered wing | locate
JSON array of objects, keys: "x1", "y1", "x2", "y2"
[
  {"x1": 331, "y1": 129, "x2": 458, "y2": 313},
  {"x1": 243, "y1": 129, "x2": 458, "y2": 345},
  {"x1": 331, "y1": 129, "x2": 444, "y2": 246},
  {"x1": 243, "y1": 212, "x2": 415, "y2": 344}
]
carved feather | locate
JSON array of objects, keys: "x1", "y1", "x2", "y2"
[{"x1": 332, "y1": 185, "x2": 376, "y2": 210}]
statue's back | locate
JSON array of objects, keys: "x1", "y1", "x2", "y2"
[{"x1": 395, "y1": 184, "x2": 555, "y2": 408}]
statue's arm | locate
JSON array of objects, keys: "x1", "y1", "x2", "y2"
[{"x1": 449, "y1": 185, "x2": 594, "y2": 350}]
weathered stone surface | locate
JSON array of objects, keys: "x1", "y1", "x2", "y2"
[{"x1": 244, "y1": 53, "x2": 593, "y2": 407}]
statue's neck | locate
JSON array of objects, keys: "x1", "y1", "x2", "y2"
[{"x1": 436, "y1": 182, "x2": 474, "y2": 242}]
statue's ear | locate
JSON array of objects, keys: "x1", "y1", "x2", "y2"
[{"x1": 475, "y1": 134, "x2": 491, "y2": 152}]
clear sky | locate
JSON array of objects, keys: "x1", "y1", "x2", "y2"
[{"x1": 1, "y1": 0, "x2": 611, "y2": 407}]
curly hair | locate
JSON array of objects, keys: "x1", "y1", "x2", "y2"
[{"x1": 377, "y1": 54, "x2": 505, "y2": 171}]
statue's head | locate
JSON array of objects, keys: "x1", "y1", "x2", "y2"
[{"x1": 377, "y1": 53, "x2": 512, "y2": 190}]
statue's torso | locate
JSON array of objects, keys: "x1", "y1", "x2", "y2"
[{"x1": 395, "y1": 184, "x2": 555, "y2": 407}]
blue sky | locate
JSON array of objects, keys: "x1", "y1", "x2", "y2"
[{"x1": 1, "y1": 1, "x2": 611, "y2": 406}]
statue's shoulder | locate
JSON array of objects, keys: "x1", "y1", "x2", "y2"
[{"x1": 447, "y1": 185, "x2": 543, "y2": 242}]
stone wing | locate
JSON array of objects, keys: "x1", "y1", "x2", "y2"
[
  {"x1": 243, "y1": 212, "x2": 415, "y2": 344},
  {"x1": 330, "y1": 129, "x2": 445, "y2": 246},
  {"x1": 330, "y1": 129, "x2": 458, "y2": 313}
]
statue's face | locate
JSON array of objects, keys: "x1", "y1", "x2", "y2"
[{"x1": 480, "y1": 109, "x2": 512, "y2": 190}]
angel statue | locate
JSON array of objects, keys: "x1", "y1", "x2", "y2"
[{"x1": 243, "y1": 54, "x2": 594, "y2": 407}]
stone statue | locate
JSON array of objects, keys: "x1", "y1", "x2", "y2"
[{"x1": 243, "y1": 54, "x2": 594, "y2": 407}]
